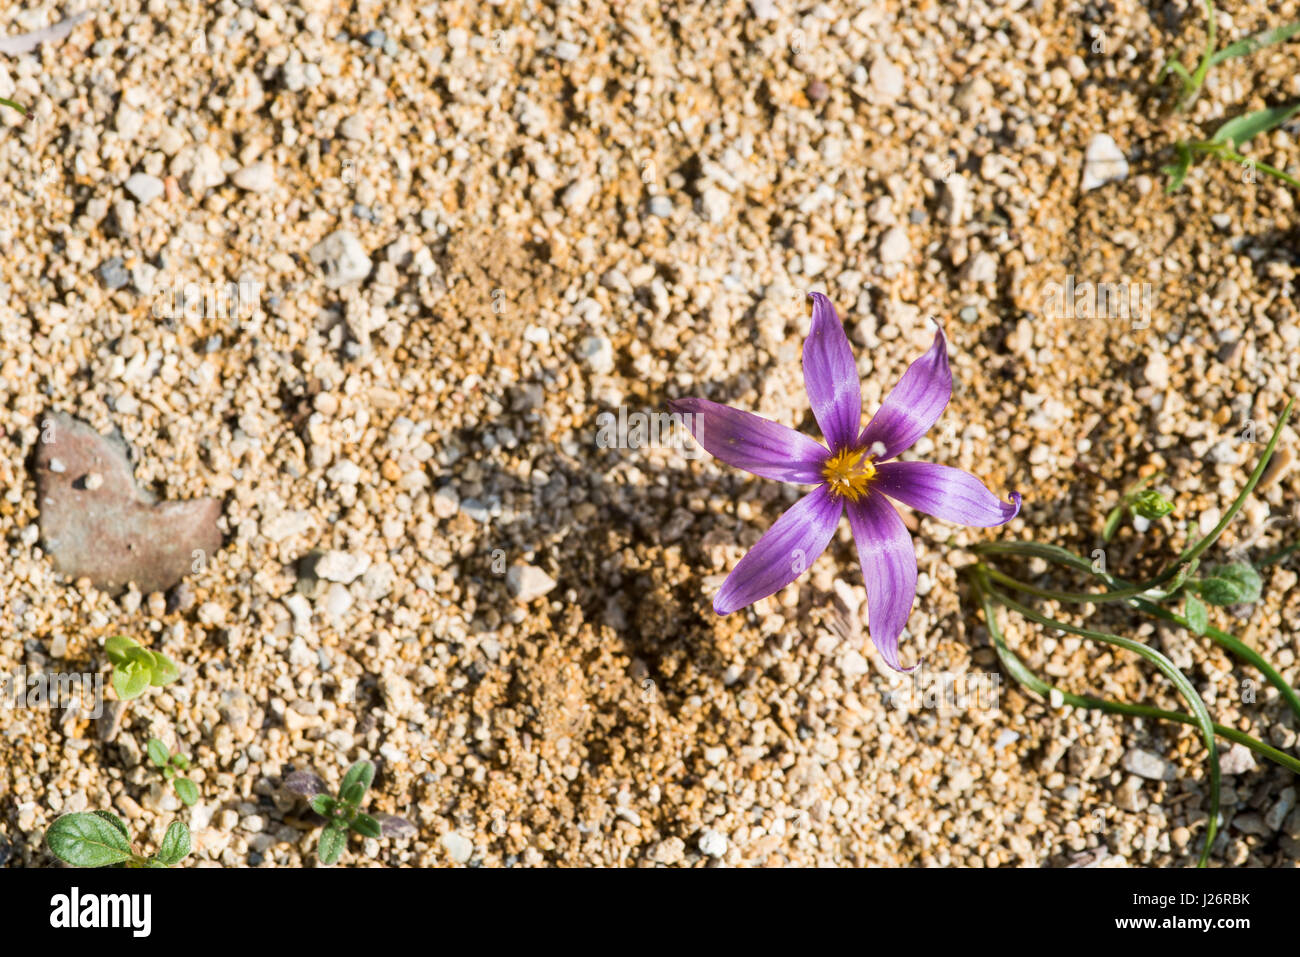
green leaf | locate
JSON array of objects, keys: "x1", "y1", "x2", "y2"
[
  {"x1": 171, "y1": 753, "x2": 190, "y2": 771},
  {"x1": 1162, "y1": 142, "x2": 1193, "y2": 193},
  {"x1": 1196, "y1": 562, "x2": 1263, "y2": 605},
  {"x1": 174, "y1": 778, "x2": 199, "y2": 807},
  {"x1": 318, "y1": 825, "x2": 347, "y2": 865},
  {"x1": 1185, "y1": 593, "x2": 1209, "y2": 635},
  {"x1": 149, "y1": 652, "x2": 180, "y2": 687},
  {"x1": 91, "y1": 810, "x2": 131, "y2": 842},
  {"x1": 1209, "y1": 21, "x2": 1300, "y2": 65},
  {"x1": 339, "y1": 760, "x2": 375, "y2": 798},
  {"x1": 310, "y1": 794, "x2": 337, "y2": 816},
  {"x1": 146, "y1": 738, "x2": 171, "y2": 767},
  {"x1": 341, "y1": 781, "x2": 366, "y2": 806},
  {"x1": 123, "y1": 645, "x2": 159, "y2": 670},
  {"x1": 155, "y1": 821, "x2": 191, "y2": 866},
  {"x1": 1129, "y1": 488, "x2": 1175, "y2": 521},
  {"x1": 104, "y1": 635, "x2": 138, "y2": 666},
  {"x1": 1102, "y1": 506, "x2": 1124, "y2": 542},
  {"x1": 47, "y1": 813, "x2": 135, "y2": 867},
  {"x1": 112, "y1": 662, "x2": 150, "y2": 701},
  {"x1": 980, "y1": 576, "x2": 1221, "y2": 867},
  {"x1": 1212, "y1": 102, "x2": 1300, "y2": 148},
  {"x1": 350, "y1": 813, "x2": 382, "y2": 839}
]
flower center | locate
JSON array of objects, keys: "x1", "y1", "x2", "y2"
[{"x1": 822, "y1": 446, "x2": 877, "y2": 502}]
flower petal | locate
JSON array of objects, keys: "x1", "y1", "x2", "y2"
[
  {"x1": 845, "y1": 491, "x2": 919, "y2": 672},
  {"x1": 857, "y1": 324, "x2": 951, "y2": 461},
  {"x1": 714, "y1": 485, "x2": 842, "y2": 614},
  {"x1": 802, "y1": 293, "x2": 863, "y2": 453},
  {"x1": 874, "y1": 461, "x2": 1021, "y2": 527},
  {"x1": 668, "y1": 397, "x2": 828, "y2": 483}
]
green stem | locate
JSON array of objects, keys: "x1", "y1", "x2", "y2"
[
  {"x1": 1181, "y1": 0, "x2": 1217, "y2": 111},
  {"x1": 1132, "y1": 597, "x2": 1300, "y2": 719},
  {"x1": 1140, "y1": 397, "x2": 1293, "y2": 590},
  {"x1": 981, "y1": 563, "x2": 1194, "y2": 605},
  {"x1": 979, "y1": 576, "x2": 1220, "y2": 867},
  {"x1": 974, "y1": 543, "x2": 1300, "y2": 724},
  {"x1": 1189, "y1": 141, "x2": 1300, "y2": 189},
  {"x1": 1256, "y1": 542, "x2": 1300, "y2": 568},
  {"x1": 970, "y1": 540, "x2": 1095, "y2": 574},
  {"x1": 974, "y1": 575, "x2": 1300, "y2": 775},
  {"x1": 0, "y1": 96, "x2": 27, "y2": 115}
]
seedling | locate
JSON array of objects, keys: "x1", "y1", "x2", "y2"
[
  {"x1": 1102, "y1": 472, "x2": 1175, "y2": 541},
  {"x1": 46, "y1": 811, "x2": 191, "y2": 868},
  {"x1": 285, "y1": 761, "x2": 415, "y2": 865},
  {"x1": 147, "y1": 738, "x2": 199, "y2": 806},
  {"x1": 105, "y1": 635, "x2": 179, "y2": 701},
  {"x1": 1157, "y1": 0, "x2": 1300, "y2": 191},
  {"x1": 970, "y1": 398, "x2": 1299, "y2": 868},
  {"x1": 1163, "y1": 104, "x2": 1300, "y2": 192}
]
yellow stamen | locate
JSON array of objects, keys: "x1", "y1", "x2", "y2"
[{"x1": 822, "y1": 446, "x2": 877, "y2": 502}]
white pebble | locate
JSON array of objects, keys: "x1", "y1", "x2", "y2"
[
  {"x1": 878, "y1": 226, "x2": 911, "y2": 264},
  {"x1": 506, "y1": 564, "x2": 557, "y2": 603},
  {"x1": 232, "y1": 162, "x2": 276, "y2": 192},
  {"x1": 125, "y1": 172, "x2": 164, "y2": 205},
  {"x1": 314, "y1": 550, "x2": 371, "y2": 584},
  {"x1": 698, "y1": 830, "x2": 728, "y2": 858},
  {"x1": 440, "y1": 831, "x2": 473, "y2": 864},
  {"x1": 309, "y1": 231, "x2": 373, "y2": 288},
  {"x1": 1081, "y1": 133, "x2": 1129, "y2": 191},
  {"x1": 580, "y1": 335, "x2": 615, "y2": 374}
]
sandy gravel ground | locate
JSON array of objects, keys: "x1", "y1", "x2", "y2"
[{"x1": 1, "y1": 0, "x2": 1298, "y2": 867}]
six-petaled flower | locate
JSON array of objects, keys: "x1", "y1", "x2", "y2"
[{"x1": 669, "y1": 293, "x2": 1020, "y2": 671}]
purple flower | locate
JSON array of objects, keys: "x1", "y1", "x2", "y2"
[{"x1": 670, "y1": 293, "x2": 1020, "y2": 671}]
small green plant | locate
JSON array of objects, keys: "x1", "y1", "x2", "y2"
[
  {"x1": 311, "y1": 761, "x2": 382, "y2": 864},
  {"x1": 1101, "y1": 472, "x2": 1175, "y2": 541},
  {"x1": 969, "y1": 398, "x2": 1299, "y2": 867},
  {"x1": 1182, "y1": 560, "x2": 1263, "y2": 637},
  {"x1": 147, "y1": 738, "x2": 199, "y2": 806},
  {"x1": 105, "y1": 635, "x2": 179, "y2": 701},
  {"x1": 46, "y1": 811, "x2": 191, "y2": 868},
  {"x1": 0, "y1": 96, "x2": 24, "y2": 114},
  {"x1": 1158, "y1": 1, "x2": 1300, "y2": 191},
  {"x1": 285, "y1": 761, "x2": 414, "y2": 865}
]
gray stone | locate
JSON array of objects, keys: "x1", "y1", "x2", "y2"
[
  {"x1": 1121, "y1": 748, "x2": 1175, "y2": 781},
  {"x1": 97, "y1": 701, "x2": 125, "y2": 743},
  {"x1": 1220, "y1": 743, "x2": 1257, "y2": 776},
  {"x1": 34, "y1": 412, "x2": 222, "y2": 594},
  {"x1": 98, "y1": 257, "x2": 129, "y2": 289},
  {"x1": 309, "y1": 231, "x2": 372, "y2": 288}
]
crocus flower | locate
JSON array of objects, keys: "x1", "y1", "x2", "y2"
[{"x1": 669, "y1": 293, "x2": 1020, "y2": 671}]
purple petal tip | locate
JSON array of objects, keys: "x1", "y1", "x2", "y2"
[{"x1": 880, "y1": 650, "x2": 920, "y2": 674}]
